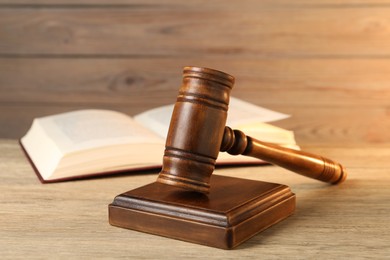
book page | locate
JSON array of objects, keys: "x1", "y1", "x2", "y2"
[
  {"x1": 134, "y1": 97, "x2": 291, "y2": 139},
  {"x1": 37, "y1": 110, "x2": 164, "y2": 153},
  {"x1": 226, "y1": 97, "x2": 290, "y2": 126},
  {"x1": 20, "y1": 120, "x2": 64, "y2": 179},
  {"x1": 134, "y1": 104, "x2": 174, "y2": 139}
]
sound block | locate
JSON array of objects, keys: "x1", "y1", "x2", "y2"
[{"x1": 109, "y1": 175, "x2": 295, "y2": 249}]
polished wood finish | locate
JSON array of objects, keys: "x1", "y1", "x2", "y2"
[
  {"x1": 109, "y1": 175, "x2": 295, "y2": 249},
  {"x1": 112, "y1": 67, "x2": 345, "y2": 248},
  {"x1": 221, "y1": 127, "x2": 347, "y2": 184},
  {"x1": 157, "y1": 67, "x2": 346, "y2": 194},
  {"x1": 157, "y1": 67, "x2": 234, "y2": 193}
]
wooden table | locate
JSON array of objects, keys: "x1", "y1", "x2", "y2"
[{"x1": 1, "y1": 139, "x2": 389, "y2": 258}]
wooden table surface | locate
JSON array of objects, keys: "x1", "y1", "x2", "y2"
[{"x1": 1, "y1": 139, "x2": 389, "y2": 259}]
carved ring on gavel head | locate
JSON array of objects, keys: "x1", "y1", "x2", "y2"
[{"x1": 156, "y1": 66, "x2": 347, "y2": 194}]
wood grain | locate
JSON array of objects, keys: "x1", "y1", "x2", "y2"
[
  {"x1": 1, "y1": 58, "x2": 389, "y2": 107},
  {"x1": 0, "y1": 139, "x2": 389, "y2": 258},
  {"x1": 2, "y1": 6, "x2": 390, "y2": 56},
  {"x1": 3, "y1": 0, "x2": 390, "y2": 5}
]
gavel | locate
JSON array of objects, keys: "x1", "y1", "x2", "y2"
[{"x1": 157, "y1": 66, "x2": 347, "y2": 194}]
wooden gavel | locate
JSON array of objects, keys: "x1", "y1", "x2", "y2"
[{"x1": 157, "y1": 66, "x2": 347, "y2": 194}]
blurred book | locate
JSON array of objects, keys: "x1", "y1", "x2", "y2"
[{"x1": 20, "y1": 97, "x2": 298, "y2": 183}]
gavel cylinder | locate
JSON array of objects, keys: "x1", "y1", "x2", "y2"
[{"x1": 156, "y1": 67, "x2": 234, "y2": 194}]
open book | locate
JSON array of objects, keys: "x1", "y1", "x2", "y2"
[{"x1": 20, "y1": 97, "x2": 298, "y2": 183}]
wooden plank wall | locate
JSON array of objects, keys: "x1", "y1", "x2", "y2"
[{"x1": 0, "y1": 1, "x2": 389, "y2": 146}]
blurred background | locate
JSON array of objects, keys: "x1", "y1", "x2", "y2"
[{"x1": 1, "y1": 0, "x2": 389, "y2": 147}]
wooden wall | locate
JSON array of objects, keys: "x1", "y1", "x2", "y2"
[{"x1": 1, "y1": 1, "x2": 389, "y2": 147}]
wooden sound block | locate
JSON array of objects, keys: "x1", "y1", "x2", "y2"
[{"x1": 109, "y1": 175, "x2": 295, "y2": 249}]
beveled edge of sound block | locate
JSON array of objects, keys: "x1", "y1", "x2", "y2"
[{"x1": 109, "y1": 175, "x2": 295, "y2": 249}]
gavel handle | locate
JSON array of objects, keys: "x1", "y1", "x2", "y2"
[{"x1": 220, "y1": 126, "x2": 347, "y2": 184}]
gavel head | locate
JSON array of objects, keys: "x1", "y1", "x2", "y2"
[{"x1": 156, "y1": 66, "x2": 235, "y2": 194}]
